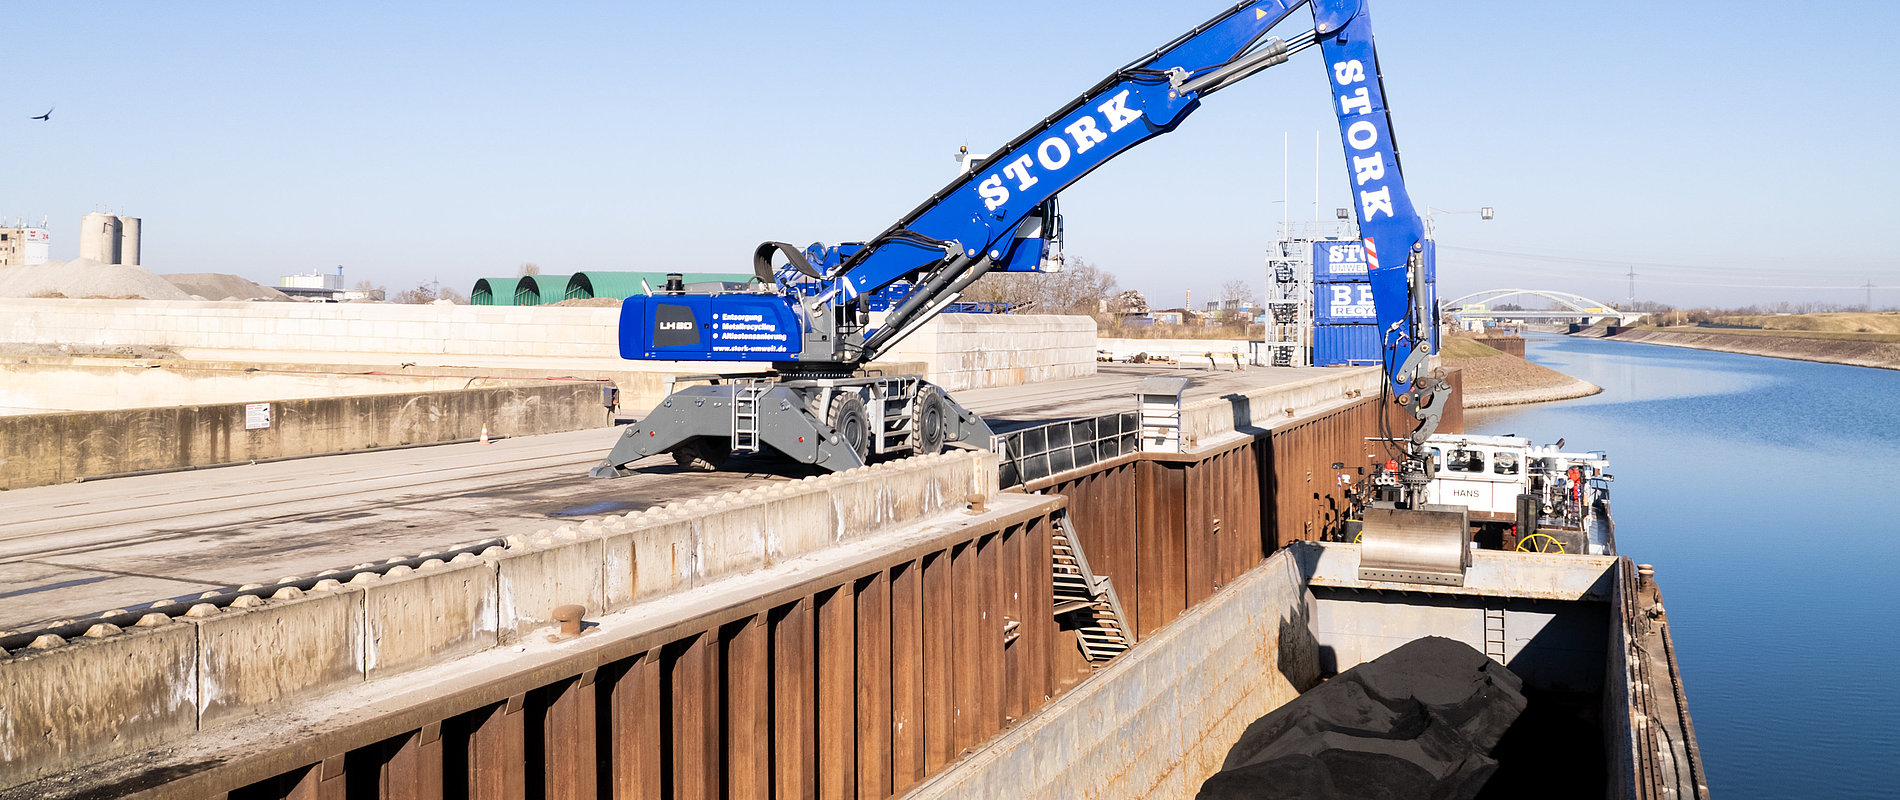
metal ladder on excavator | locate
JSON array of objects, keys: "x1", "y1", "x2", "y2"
[
  {"x1": 732, "y1": 378, "x2": 768, "y2": 453},
  {"x1": 1051, "y1": 516, "x2": 1131, "y2": 663}
]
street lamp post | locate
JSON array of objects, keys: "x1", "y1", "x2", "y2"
[{"x1": 1420, "y1": 205, "x2": 1494, "y2": 239}]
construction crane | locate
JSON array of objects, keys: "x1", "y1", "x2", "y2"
[{"x1": 592, "y1": 0, "x2": 1447, "y2": 514}]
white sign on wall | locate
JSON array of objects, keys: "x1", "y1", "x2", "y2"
[{"x1": 245, "y1": 403, "x2": 272, "y2": 430}]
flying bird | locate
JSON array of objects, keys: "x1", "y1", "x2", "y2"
[{"x1": 30, "y1": 107, "x2": 52, "y2": 121}]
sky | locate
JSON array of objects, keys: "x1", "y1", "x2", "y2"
[{"x1": 5, "y1": 1, "x2": 1897, "y2": 310}]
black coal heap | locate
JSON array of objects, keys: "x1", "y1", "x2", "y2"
[{"x1": 1198, "y1": 636, "x2": 1527, "y2": 800}]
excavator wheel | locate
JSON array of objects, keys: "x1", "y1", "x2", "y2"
[
  {"x1": 671, "y1": 437, "x2": 730, "y2": 472},
  {"x1": 827, "y1": 391, "x2": 870, "y2": 463},
  {"x1": 913, "y1": 386, "x2": 946, "y2": 454}
]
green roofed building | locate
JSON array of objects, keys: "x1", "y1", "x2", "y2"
[
  {"x1": 565, "y1": 271, "x2": 757, "y2": 301},
  {"x1": 477, "y1": 271, "x2": 759, "y2": 306},
  {"x1": 512, "y1": 274, "x2": 571, "y2": 306},
  {"x1": 470, "y1": 277, "x2": 521, "y2": 306}
]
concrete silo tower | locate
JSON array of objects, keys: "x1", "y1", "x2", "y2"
[
  {"x1": 117, "y1": 216, "x2": 140, "y2": 266},
  {"x1": 79, "y1": 212, "x2": 121, "y2": 264}
]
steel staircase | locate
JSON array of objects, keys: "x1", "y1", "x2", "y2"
[{"x1": 1051, "y1": 516, "x2": 1131, "y2": 663}]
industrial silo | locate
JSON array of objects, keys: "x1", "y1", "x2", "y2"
[
  {"x1": 117, "y1": 216, "x2": 140, "y2": 266},
  {"x1": 79, "y1": 212, "x2": 121, "y2": 264}
]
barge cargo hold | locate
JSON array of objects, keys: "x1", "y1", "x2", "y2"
[{"x1": 906, "y1": 541, "x2": 1707, "y2": 800}]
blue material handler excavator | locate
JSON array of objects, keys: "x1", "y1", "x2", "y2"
[{"x1": 592, "y1": 0, "x2": 1451, "y2": 518}]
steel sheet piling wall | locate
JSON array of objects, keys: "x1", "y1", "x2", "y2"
[
  {"x1": 204, "y1": 512, "x2": 1060, "y2": 800},
  {"x1": 1264, "y1": 381, "x2": 1460, "y2": 551},
  {"x1": 61, "y1": 370, "x2": 1464, "y2": 800},
  {"x1": 1056, "y1": 446, "x2": 1269, "y2": 639},
  {"x1": 1041, "y1": 391, "x2": 1419, "y2": 646}
]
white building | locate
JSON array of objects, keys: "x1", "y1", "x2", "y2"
[
  {"x1": 0, "y1": 225, "x2": 51, "y2": 267},
  {"x1": 280, "y1": 270, "x2": 343, "y2": 290}
]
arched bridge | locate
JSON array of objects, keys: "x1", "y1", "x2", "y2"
[{"x1": 1442, "y1": 288, "x2": 1645, "y2": 326}]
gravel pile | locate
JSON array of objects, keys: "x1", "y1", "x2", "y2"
[
  {"x1": 162, "y1": 273, "x2": 290, "y2": 301},
  {"x1": 0, "y1": 258, "x2": 195, "y2": 300},
  {"x1": 1444, "y1": 345, "x2": 1601, "y2": 408}
]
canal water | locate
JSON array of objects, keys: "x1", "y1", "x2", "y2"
[{"x1": 1468, "y1": 334, "x2": 1899, "y2": 799}]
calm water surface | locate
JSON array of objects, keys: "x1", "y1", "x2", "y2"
[{"x1": 1468, "y1": 334, "x2": 1900, "y2": 799}]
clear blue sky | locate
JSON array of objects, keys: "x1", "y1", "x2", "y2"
[{"x1": 6, "y1": 1, "x2": 1896, "y2": 310}]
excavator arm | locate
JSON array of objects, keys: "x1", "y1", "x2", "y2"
[
  {"x1": 600, "y1": 0, "x2": 1445, "y2": 479},
  {"x1": 1317, "y1": 1, "x2": 1449, "y2": 461},
  {"x1": 619, "y1": 1, "x2": 1429, "y2": 378}
]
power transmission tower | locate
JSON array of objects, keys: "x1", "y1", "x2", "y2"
[
  {"x1": 1626, "y1": 265, "x2": 1637, "y2": 309},
  {"x1": 1866, "y1": 279, "x2": 1875, "y2": 312}
]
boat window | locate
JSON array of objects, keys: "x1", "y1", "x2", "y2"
[
  {"x1": 1446, "y1": 448, "x2": 1485, "y2": 473},
  {"x1": 1493, "y1": 452, "x2": 1520, "y2": 475}
]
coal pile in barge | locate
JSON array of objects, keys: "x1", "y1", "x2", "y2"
[{"x1": 1199, "y1": 636, "x2": 1527, "y2": 800}]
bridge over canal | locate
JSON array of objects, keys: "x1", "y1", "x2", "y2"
[{"x1": 1445, "y1": 288, "x2": 1646, "y2": 326}]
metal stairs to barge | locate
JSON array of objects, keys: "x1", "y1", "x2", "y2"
[{"x1": 1051, "y1": 516, "x2": 1131, "y2": 663}]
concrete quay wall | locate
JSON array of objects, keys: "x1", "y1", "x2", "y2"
[
  {"x1": 0, "y1": 450, "x2": 998, "y2": 789},
  {"x1": 0, "y1": 380, "x2": 610, "y2": 489},
  {"x1": 905, "y1": 550, "x2": 1319, "y2": 800},
  {"x1": 0, "y1": 359, "x2": 515, "y2": 414},
  {"x1": 1177, "y1": 367, "x2": 1384, "y2": 449},
  {"x1": 0, "y1": 299, "x2": 1097, "y2": 396},
  {"x1": 1099, "y1": 337, "x2": 1257, "y2": 366},
  {"x1": 0, "y1": 297, "x2": 627, "y2": 362}
]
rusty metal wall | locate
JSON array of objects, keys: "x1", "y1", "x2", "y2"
[
  {"x1": 1440, "y1": 368, "x2": 1466, "y2": 435},
  {"x1": 1044, "y1": 443, "x2": 1269, "y2": 643},
  {"x1": 1265, "y1": 380, "x2": 1459, "y2": 549},
  {"x1": 1034, "y1": 382, "x2": 1449, "y2": 649},
  {"x1": 191, "y1": 509, "x2": 1063, "y2": 800}
]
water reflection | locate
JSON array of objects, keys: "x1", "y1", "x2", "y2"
[{"x1": 1466, "y1": 333, "x2": 1900, "y2": 799}]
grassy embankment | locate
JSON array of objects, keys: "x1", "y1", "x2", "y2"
[
  {"x1": 1441, "y1": 337, "x2": 1505, "y2": 359},
  {"x1": 1613, "y1": 313, "x2": 1900, "y2": 370},
  {"x1": 1643, "y1": 312, "x2": 1900, "y2": 342}
]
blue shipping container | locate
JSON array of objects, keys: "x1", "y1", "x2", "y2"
[
  {"x1": 1316, "y1": 238, "x2": 1431, "y2": 281},
  {"x1": 1313, "y1": 323, "x2": 1382, "y2": 366},
  {"x1": 1314, "y1": 281, "x2": 1377, "y2": 323},
  {"x1": 1311, "y1": 240, "x2": 1369, "y2": 282},
  {"x1": 1312, "y1": 237, "x2": 1436, "y2": 360}
]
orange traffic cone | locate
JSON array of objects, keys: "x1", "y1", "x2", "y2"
[{"x1": 480, "y1": 425, "x2": 491, "y2": 445}]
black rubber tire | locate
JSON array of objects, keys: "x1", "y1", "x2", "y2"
[
  {"x1": 913, "y1": 386, "x2": 946, "y2": 454},
  {"x1": 827, "y1": 392, "x2": 870, "y2": 463},
  {"x1": 671, "y1": 437, "x2": 729, "y2": 471}
]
